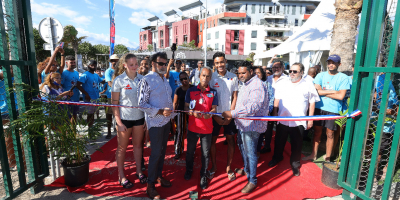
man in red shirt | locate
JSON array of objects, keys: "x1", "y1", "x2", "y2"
[{"x1": 184, "y1": 66, "x2": 218, "y2": 190}]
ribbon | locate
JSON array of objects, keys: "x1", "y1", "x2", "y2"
[{"x1": 36, "y1": 99, "x2": 362, "y2": 121}]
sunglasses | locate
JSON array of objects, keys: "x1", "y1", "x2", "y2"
[
  {"x1": 180, "y1": 77, "x2": 188, "y2": 81},
  {"x1": 156, "y1": 62, "x2": 168, "y2": 66},
  {"x1": 289, "y1": 70, "x2": 299, "y2": 74},
  {"x1": 199, "y1": 63, "x2": 204, "y2": 65},
  {"x1": 176, "y1": 61, "x2": 182, "y2": 64}
]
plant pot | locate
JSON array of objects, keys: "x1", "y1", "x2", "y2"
[
  {"x1": 321, "y1": 162, "x2": 342, "y2": 190},
  {"x1": 61, "y1": 155, "x2": 91, "y2": 187}
]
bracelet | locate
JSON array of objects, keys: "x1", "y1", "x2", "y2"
[{"x1": 61, "y1": 54, "x2": 65, "y2": 56}]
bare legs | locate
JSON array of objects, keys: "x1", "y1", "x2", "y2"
[
  {"x1": 116, "y1": 124, "x2": 145, "y2": 182},
  {"x1": 303, "y1": 125, "x2": 339, "y2": 161},
  {"x1": 209, "y1": 135, "x2": 236, "y2": 174}
]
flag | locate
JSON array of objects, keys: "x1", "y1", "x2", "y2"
[{"x1": 109, "y1": 0, "x2": 115, "y2": 56}]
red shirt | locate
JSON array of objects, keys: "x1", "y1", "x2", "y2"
[{"x1": 185, "y1": 84, "x2": 218, "y2": 134}]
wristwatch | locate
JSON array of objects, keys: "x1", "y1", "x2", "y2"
[{"x1": 61, "y1": 54, "x2": 65, "y2": 56}]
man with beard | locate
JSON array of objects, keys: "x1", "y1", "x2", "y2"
[
  {"x1": 260, "y1": 59, "x2": 288, "y2": 154},
  {"x1": 61, "y1": 55, "x2": 80, "y2": 122},
  {"x1": 138, "y1": 52, "x2": 176, "y2": 199},
  {"x1": 268, "y1": 63, "x2": 320, "y2": 176},
  {"x1": 303, "y1": 55, "x2": 350, "y2": 162},
  {"x1": 104, "y1": 54, "x2": 119, "y2": 139},
  {"x1": 222, "y1": 61, "x2": 268, "y2": 193},
  {"x1": 77, "y1": 60, "x2": 105, "y2": 133}
]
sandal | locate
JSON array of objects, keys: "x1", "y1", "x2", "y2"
[
  {"x1": 207, "y1": 170, "x2": 215, "y2": 180},
  {"x1": 136, "y1": 173, "x2": 148, "y2": 184},
  {"x1": 235, "y1": 168, "x2": 246, "y2": 176},
  {"x1": 227, "y1": 171, "x2": 236, "y2": 181},
  {"x1": 119, "y1": 178, "x2": 134, "y2": 189}
]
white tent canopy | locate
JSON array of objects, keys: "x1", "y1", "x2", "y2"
[{"x1": 254, "y1": 0, "x2": 335, "y2": 60}]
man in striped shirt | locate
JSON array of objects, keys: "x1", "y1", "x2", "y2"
[{"x1": 222, "y1": 61, "x2": 269, "y2": 194}]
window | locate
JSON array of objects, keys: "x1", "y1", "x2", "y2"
[
  {"x1": 251, "y1": 43, "x2": 256, "y2": 50},
  {"x1": 246, "y1": 4, "x2": 248, "y2": 11},
  {"x1": 263, "y1": 5, "x2": 265, "y2": 13},
  {"x1": 214, "y1": 19, "x2": 215, "y2": 27},
  {"x1": 207, "y1": 33, "x2": 211, "y2": 40},
  {"x1": 277, "y1": 6, "x2": 280, "y2": 13},
  {"x1": 269, "y1": 6, "x2": 273, "y2": 13},
  {"x1": 184, "y1": 35, "x2": 188, "y2": 43},
  {"x1": 287, "y1": 5, "x2": 290, "y2": 14},
  {"x1": 200, "y1": 24, "x2": 202, "y2": 32},
  {"x1": 140, "y1": 35, "x2": 142, "y2": 41},
  {"x1": 292, "y1": 5, "x2": 296, "y2": 15},
  {"x1": 295, "y1": 19, "x2": 299, "y2": 26},
  {"x1": 160, "y1": 30, "x2": 163, "y2": 38},
  {"x1": 215, "y1": 8, "x2": 218, "y2": 14},
  {"x1": 300, "y1": 6, "x2": 303, "y2": 14},
  {"x1": 216, "y1": 20, "x2": 218, "y2": 26},
  {"x1": 199, "y1": 35, "x2": 201, "y2": 43},
  {"x1": 247, "y1": 17, "x2": 251, "y2": 25},
  {"x1": 284, "y1": 5, "x2": 286, "y2": 14},
  {"x1": 259, "y1": 4, "x2": 261, "y2": 13},
  {"x1": 215, "y1": 43, "x2": 219, "y2": 50},
  {"x1": 234, "y1": 30, "x2": 239, "y2": 41},
  {"x1": 251, "y1": 4, "x2": 255, "y2": 14},
  {"x1": 251, "y1": 30, "x2": 257, "y2": 38},
  {"x1": 160, "y1": 39, "x2": 164, "y2": 48},
  {"x1": 222, "y1": 45, "x2": 224, "y2": 51},
  {"x1": 144, "y1": 34, "x2": 147, "y2": 41},
  {"x1": 230, "y1": 19, "x2": 240, "y2": 25},
  {"x1": 215, "y1": 31, "x2": 219, "y2": 39}
]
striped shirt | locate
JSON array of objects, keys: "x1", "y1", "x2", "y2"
[
  {"x1": 137, "y1": 71, "x2": 176, "y2": 129},
  {"x1": 231, "y1": 76, "x2": 269, "y2": 133}
]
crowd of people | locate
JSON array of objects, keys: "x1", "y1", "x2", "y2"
[{"x1": 0, "y1": 47, "x2": 355, "y2": 199}]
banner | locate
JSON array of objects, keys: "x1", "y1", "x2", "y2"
[{"x1": 109, "y1": 0, "x2": 115, "y2": 56}]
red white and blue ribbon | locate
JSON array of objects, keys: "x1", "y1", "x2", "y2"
[{"x1": 37, "y1": 99, "x2": 362, "y2": 121}]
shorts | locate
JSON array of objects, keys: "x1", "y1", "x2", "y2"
[
  {"x1": 212, "y1": 118, "x2": 237, "y2": 136},
  {"x1": 121, "y1": 118, "x2": 145, "y2": 129},
  {"x1": 83, "y1": 100, "x2": 98, "y2": 115},
  {"x1": 67, "y1": 105, "x2": 79, "y2": 116},
  {"x1": 314, "y1": 109, "x2": 338, "y2": 131},
  {"x1": 106, "y1": 98, "x2": 113, "y2": 114}
]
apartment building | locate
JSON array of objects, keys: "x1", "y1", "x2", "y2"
[{"x1": 139, "y1": 0, "x2": 320, "y2": 57}]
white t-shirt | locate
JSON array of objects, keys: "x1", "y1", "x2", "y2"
[
  {"x1": 210, "y1": 71, "x2": 239, "y2": 113},
  {"x1": 275, "y1": 78, "x2": 320, "y2": 128}
]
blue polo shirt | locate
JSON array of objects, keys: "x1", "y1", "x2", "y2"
[
  {"x1": 61, "y1": 70, "x2": 80, "y2": 102},
  {"x1": 185, "y1": 85, "x2": 218, "y2": 134},
  {"x1": 168, "y1": 70, "x2": 181, "y2": 99},
  {"x1": 78, "y1": 71, "x2": 103, "y2": 101}
]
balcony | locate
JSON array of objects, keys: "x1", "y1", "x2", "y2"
[
  {"x1": 264, "y1": 12, "x2": 285, "y2": 19},
  {"x1": 304, "y1": 14, "x2": 311, "y2": 20},
  {"x1": 219, "y1": 12, "x2": 247, "y2": 19},
  {"x1": 264, "y1": 36, "x2": 289, "y2": 44},
  {"x1": 264, "y1": 22, "x2": 290, "y2": 31}
]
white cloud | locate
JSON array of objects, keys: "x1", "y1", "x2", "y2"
[
  {"x1": 128, "y1": 11, "x2": 153, "y2": 27},
  {"x1": 31, "y1": 0, "x2": 78, "y2": 18},
  {"x1": 101, "y1": 14, "x2": 109, "y2": 18},
  {"x1": 72, "y1": 16, "x2": 92, "y2": 26},
  {"x1": 116, "y1": 0, "x2": 223, "y2": 14},
  {"x1": 76, "y1": 28, "x2": 138, "y2": 48},
  {"x1": 84, "y1": 0, "x2": 96, "y2": 6}
]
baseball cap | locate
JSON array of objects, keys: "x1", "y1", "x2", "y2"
[
  {"x1": 175, "y1": 58, "x2": 182, "y2": 63},
  {"x1": 327, "y1": 54, "x2": 341, "y2": 63}
]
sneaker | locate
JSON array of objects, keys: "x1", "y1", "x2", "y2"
[
  {"x1": 184, "y1": 170, "x2": 192, "y2": 180},
  {"x1": 200, "y1": 176, "x2": 208, "y2": 189},
  {"x1": 292, "y1": 167, "x2": 300, "y2": 176}
]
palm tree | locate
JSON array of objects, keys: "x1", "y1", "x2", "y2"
[
  {"x1": 329, "y1": 0, "x2": 363, "y2": 73},
  {"x1": 61, "y1": 25, "x2": 87, "y2": 65}
]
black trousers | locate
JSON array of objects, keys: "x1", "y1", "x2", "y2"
[
  {"x1": 147, "y1": 122, "x2": 171, "y2": 184},
  {"x1": 174, "y1": 113, "x2": 188, "y2": 155},
  {"x1": 264, "y1": 121, "x2": 276, "y2": 149},
  {"x1": 272, "y1": 123, "x2": 305, "y2": 169},
  {"x1": 186, "y1": 131, "x2": 212, "y2": 177}
]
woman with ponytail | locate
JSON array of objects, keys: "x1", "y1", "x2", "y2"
[{"x1": 112, "y1": 53, "x2": 147, "y2": 188}]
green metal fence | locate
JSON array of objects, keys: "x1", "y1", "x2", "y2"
[
  {"x1": 339, "y1": 0, "x2": 400, "y2": 199},
  {"x1": 0, "y1": 0, "x2": 48, "y2": 199}
]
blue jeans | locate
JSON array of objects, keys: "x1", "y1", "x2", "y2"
[{"x1": 237, "y1": 130, "x2": 261, "y2": 185}]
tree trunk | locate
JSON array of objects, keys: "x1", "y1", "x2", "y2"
[{"x1": 330, "y1": 0, "x2": 363, "y2": 74}]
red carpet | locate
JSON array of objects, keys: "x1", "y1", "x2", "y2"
[{"x1": 46, "y1": 133, "x2": 342, "y2": 199}]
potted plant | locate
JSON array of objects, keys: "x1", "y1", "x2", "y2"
[
  {"x1": 321, "y1": 99, "x2": 350, "y2": 189},
  {"x1": 9, "y1": 87, "x2": 105, "y2": 187}
]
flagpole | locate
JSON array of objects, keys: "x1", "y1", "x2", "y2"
[{"x1": 204, "y1": 0, "x2": 207, "y2": 67}]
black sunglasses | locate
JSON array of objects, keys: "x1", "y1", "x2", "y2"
[
  {"x1": 156, "y1": 62, "x2": 167, "y2": 66},
  {"x1": 180, "y1": 77, "x2": 188, "y2": 81},
  {"x1": 289, "y1": 70, "x2": 299, "y2": 74},
  {"x1": 199, "y1": 63, "x2": 204, "y2": 65}
]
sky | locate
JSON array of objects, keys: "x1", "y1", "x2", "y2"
[{"x1": 30, "y1": 0, "x2": 224, "y2": 49}]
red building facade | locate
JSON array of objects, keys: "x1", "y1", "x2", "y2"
[
  {"x1": 139, "y1": 30, "x2": 152, "y2": 50},
  {"x1": 172, "y1": 18, "x2": 198, "y2": 46},
  {"x1": 225, "y1": 30, "x2": 244, "y2": 55},
  {"x1": 158, "y1": 25, "x2": 169, "y2": 49}
]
